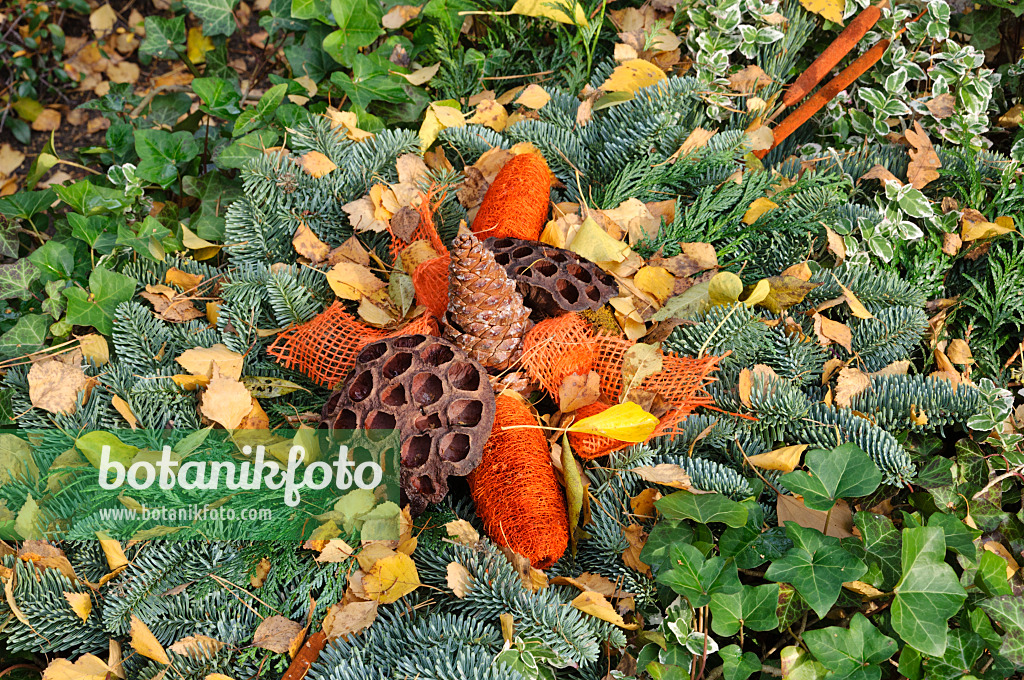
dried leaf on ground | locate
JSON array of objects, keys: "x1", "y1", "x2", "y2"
[
  {"x1": 200, "y1": 372, "x2": 253, "y2": 430},
  {"x1": 601, "y1": 59, "x2": 667, "y2": 94},
  {"x1": 747, "y1": 444, "x2": 807, "y2": 473},
  {"x1": 834, "y1": 367, "x2": 871, "y2": 408},
  {"x1": 362, "y1": 552, "x2": 420, "y2": 603},
  {"x1": 28, "y1": 353, "x2": 88, "y2": 415},
  {"x1": 777, "y1": 495, "x2": 854, "y2": 538},
  {"x1": 177, "y1": 344, "x2": 244, "y2": 380},
  {"x1": 293, "y1": 222, "x2": 331, "y2": 262},
  {"x1": 322, "y1": 600, "x2": 378, "y2": 640},
  {"x1": 559, "y1": 370, "x2": 601, "y2": 412},
  {"x1": 252, "y1": 615, "x2": 305, "y2": 656},
  {"x1": 446, "y1": 562, "x2": 473, "y2": 597},
  {"x1": 571, "y1": 591, "x2": 639, "y2": 629},
  {"x1": 631, "y1": 464, "x2": 691, "y2": 489},
  {"x1": 63, "y1": 592, "x2": 92, "y2": 622},
  {"x1": 130, "y1": 615, "x2": 170, "y2": 665},
  {"x1": 906, "y1": 121, "x2": 941, "y2": 190}
]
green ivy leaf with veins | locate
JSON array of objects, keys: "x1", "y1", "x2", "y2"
[
  {"x1": 891, "y1": 526, "x2": 967, "y2": 657},
  {"x1": 780, "y1": 443, "x2": 882, "y2": 512},
  {"x1": 803, "y1": 613, "x2": 897, "y2": 680},
  {"x1": 764, "y1": 523, "x2": 866, "y2": 619},
  {"x1": 62, "y1": 268, "x2": 137, "y2": 335}
]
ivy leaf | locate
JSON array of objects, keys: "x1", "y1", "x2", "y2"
[
  {"x1": 803, "y1": 613, "x2": 898, "y2": 680},
  {"x1": 719, "y1": 645, "x2": 761, "y2": 680},
  {"x1": 920, "y1": 628, "x2": 985, "y2": 680},
  {"x1": 0, "y1": 260, "x2": 40, "y2": 300},
  {"x1": 140, "y1": 16, "x2": 186, "y2": 58},
  {"x1": 192, "y1": 77, "x2": 242, "y2": 119},
  {"x1": 892, "y1": 527, "x2": 967, "y2": 656},
  {"x1": 655, "y1": 542, "x2": 741, "y2": 607},
  {"x1": 765, "y1": 523, "x2": 867, "y2": 619},
  {"x1": 0, "y1": 314, "x2": 49, "y2": 358},
  {"x1": 323, "y1": 0, "x2": 384, "y2": 63},
  {"x1": 926, "y1": 511, "x2": 980, "y2": 559},
  {"x1": 68, "y1": 214, "x2": 117, "y2": 254},
  {"x1": 184, "y1": 0, "x2": 239, "y2": 36},
  {"x1": 135, "y1": 130, "x2": 200, "y2": 187},
  {"x1": 27, "y1": 239, "x2": 74, "y2": 283},
  {"x1": 975, "y1": 550, "x2": 1014, "y2": 597},
  {"x1": 63, "y1": 268, "x2": 137, "y2": 335},
  {"x1": 719, "y1": 502, "x2": 792, "y2": 569},
  {"x1": 657, "y1": 491, "x2": 749, "y2": 528},
  {"x1": 979, "y1": 595, "x2": 1024, "y2": 666},
  {"x1": 215, "y1": 129, "x2": 279, "y2": 170},
  {"x1": 781, "y1": 444, "x2": 881, "y2": 511},
  {"x1": 709, "y1": 583, "x2": 780, "y2": 637},
  {"x1": 853, "y1": 512, "x2": 902, "y2": 590},
  {"x1": 639, "y1": 519, "x2": 693, "y2": 574},
  {"x1": 54, "y1": 180, "x2": 131, "y2": 216},
  {"x1": 291, "y1": 0, "x2": 329, "y2": 20}
]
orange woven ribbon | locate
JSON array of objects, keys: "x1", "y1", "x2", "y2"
[
  {"x1": 468, "y1": 394, "x2": 569, "y2": 568},
  {"x1": 520, "y1": 313, "x2": 595, "y2": 395}
]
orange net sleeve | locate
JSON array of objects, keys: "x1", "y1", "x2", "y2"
[
  {"x1": 566, "y1": 401, "x2": 624, "y2": 460},
  {"x1": 389, "y1": 186, "x2": 448, "y2": 260},
  {"x1": 267, "y1": 303, "x2": 438, "y2": 388},
  {"x1": 412, "y1": 255, "x2": 450, "y2": 318},
  {"x1": 471, "y1": 153, "x2": 551, "y2": 242},
  {"x1": 519, "y1": 313, "x2": 596, "y2": 396},
  {"x1": 468, "y1": 394, "x2": 569, "y2": 568}
]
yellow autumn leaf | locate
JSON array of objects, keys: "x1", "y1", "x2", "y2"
[
  {"x1": 177, "y1": 344, "x2": 244, "y2": 381},
  {"x1": 961, "y1": 216, "x2": 1016, "y2": 241},
  {"x1": 325, "y1": 262, "x2": 387, "y2": 300},
  {"x1": 746, "y1": 444, "x2": 807, "y2": 473},
  {"x1": 186, "y1": 26, "x2": 214, "y2": 64},
  {"x1": 298, "y1": 150, "x2": 337, "y2": 178},
  {"x1": 600, "y1": 59, "x2": 667, "y2": 94},
  {"x1": 832, "y1": 275, "x2": 874, "y2": 319},
  {"x1": 63, "y1": 591, "x2": 92, "y2": 622},
  {"x1": 362, "y1": 552, "x2": 421, "y2": 603},
  {"x1": 78, "y1": 334, "x2": 109, "y2": 366},
  {"x1": 570, "y1": 217, "x2": 630, "y2": 263},
  {"x1": 515, "y1": 84, "x2": 551, "y2": 109},
  {"x1": 469, "y1": 99, "x2": 509, "y2": 131},
  {"x1": 571, "y1": 591, "x2": 639, "y2": 629},
  {"x1": 130, "y1": 615, "x2": 170, "y2": 665},
  {"x1": 568, "y1": 401, "x2": 658, "y2": 443},
  {"x1": 633, "y1": 266, "x2": 675, "y2": 303},
  {"x1": 293, "y1": 222, "x2": 331, "y2": 262},
  {"x1": 799, "y1": 0, "x2": 844, "y2": 24},
  {"x1": 181, "y1": 225, "x2": 222, "y2": 260},
  {"x1": 418, "y1": 101, "x2": 464, "y2": 150},
  {"x1": 708, "y1": 271, "x2": 743, "y2": 306},
  {"x1": 200, "y1": 372, "x2": 253, "y2": 430},
  {"x1": 742, "y1": 197, "x2": 779, "y2": 225},
  {"x1": 743, "y1": 278, "x2": 770, "y2": 307},
  {"x1": 96, "y1": 531, "x2": 129, "y2": 571},
  {"x1": 509, "y1": 0, "x2": 587, "y2": 26},
  {"x1": 111, "y1": 395, "x2": 137, "y2": 429},
  {"x1": 41, "y1": 654, "x2": 114, "y2": 680}
]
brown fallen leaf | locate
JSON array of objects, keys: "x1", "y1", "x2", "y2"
[
  {"x1": 298, "y1": 150, "x2": 337, "y2": 178},
  {"x1": 31, "y1": 109, "x2": 61, "y2": 132},
  {"x1": 293, "y1": 222, "x2": 331, "y2": 263},
  {"x1": 859, "y1": 164, "x2": 900, "y2": 186},
  {"x1": 176, "y1": 344, "x2": 244, "y2": 380},
  {"x1": 813, "y1": 313, "x2": 852, "y2": 353},
  {"x1": 834, "y1": 367, "x2": 871, "y2": 408},
  {"x1": 28, "y1": 353, "x2": 88, "y2": 415},
  {"x1": 253, "y1": 615, "x2": 305, "y2": 656},
  {"x1": 559, "y1": 370, "x2": 601, "y2": 412},
  {"x1": 630, "y1": 487, "x2": 661, "y2": 519},
  {"x1": 631, "y1": 463, "x2": 692, "y2": 489},
  {"x1": 760, "y1": 275, "x2": 820, "y2": 314},
  {"x1": 63, "y1": 591, "x2": 92, "y2": 622},
  {"x1": 250, "y1": 557, "x2": 271, "y2": 587},
  {"x1": 446, "y1": 562, "x2": 473, "y2": 597},
  {"x1": 906, "y1": 121, "x2": 941, "y2": 190},
  {"x1": 165, "y1": 267, "x2": 204, "y2": 292},
  {"x1": 926, "y1": 93, "x2": 955, "y2": 119},
  {"x1": 41, "y1": 654, "x2": 115, "y2": 680},
  {"x1": 200, "y1": 370, "x2": 254, "y2": 430},
  {"x1": 139, "y1": 288, "x2": 204, "y2": 323},
  {"x1": 728, "y1": 65, "x2": 772, "y2": 93},
  {"x1": 322, "y1": 600, "x2": 379, "y2": 641},
  {"x1": 777, "y1": 495, "x2": 854, "y2": 538},
  {"x1": 946, "y1": 339, "x2": 973, "y2": 365},
  {"x1": 168, "y1": 635, "x2": 225, "y2": 658}
]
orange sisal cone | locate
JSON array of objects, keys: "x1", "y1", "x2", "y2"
[
  {"x1": 471, "y1": 153, "x2": 552, "y2": 241},
  {"x1": 468, "y1": 394, "x2": 569, "y2": 568}
]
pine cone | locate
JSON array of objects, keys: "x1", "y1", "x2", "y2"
[{"x1": 444, "y1": 232, "x2": 530, "y2": 371}]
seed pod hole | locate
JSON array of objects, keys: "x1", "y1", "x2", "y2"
[
  {"x1": 440, "y1": 432, "x2": 471, "y2": 462},
  {"x1": 556, "y1": 279, "x2": 579, "y2": 304},
  {"x1": 448, "y1": 362, "x2": 481, "y2": 391},
  {"x1": 381, "y1": 384, "x2": 407, "y2": 407},
  {"x1": 333, "y1": 408, "x2": 358, "y2": 430},
  {"x1": 358, "y1": 342, "x2": 388, "y2": 363},
  {"x1": 413, "y1": 413, "x2": 443, "y2": 430},
  {"x1": 365, "y1": 410, "x2": 397, "y2": 430},
  {"x1": 534, "y1": 261, "x2": 557, "y2": 276},
  {"x1": 421, "y1": 343, "x2": 455, "y2": 366},
  {"x1": 348, "y1": 371, "x2": 375, "y2": 402},
  {"x1": 448, "y1": 399, "x2": 483, "y2": 427},
  {"x1": 382, "y1": 352, "x2": 413, "y2": 379},
  {"x1": 402, "y1": 435, "x2": 432, "y2": 467},
  {"x1": 414, "y1": 475, "x2": 435, "y2": 495},
  {"x1": 412, "y1": 373, "x2": 444, "y2": 405},
  {"x1": 392, "y1": 334, "x2": 425, "y2": 349}
]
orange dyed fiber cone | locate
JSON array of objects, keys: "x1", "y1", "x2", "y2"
[
  {"x1": 471, "y1": 152, "x2": 552, "y2": 241},
  {"x1": 468, "y1": 394, "x2": 569, "y2": 568}
]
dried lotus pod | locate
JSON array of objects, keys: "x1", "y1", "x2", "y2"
[
  {"x1": 320, "y1": 334, "x2": 495, "y2": 515},
  {"x1": 484, "y1": 237, "x2": 618, "y2": 317}
]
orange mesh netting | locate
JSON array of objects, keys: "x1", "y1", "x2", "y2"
[
  {"x1": 566, "y1": 401, "x2": 622, "y2": 460},
  {"x1": 471, "y1": 152, "x2": 552, "y2": 241},
  {"x1": 389, "y1": 186, "x2": 448, "y2": 259},
  {"x1": 412, "y1": 255, "x2": 450, "y2": 318},
  {"x1": 468, "y1": 394, "x2": 569, "y2": 568},
  {"x1": 519, "y1": 313, "x2": 595, "y2": 396},
  {"x1": 267, "y1": 303, "x2": 438, "y2": 388},
  {"x1": 592, "y1": 334, "x2": 721, "y2": 439}
]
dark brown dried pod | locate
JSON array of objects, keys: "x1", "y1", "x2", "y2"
[
  {"x1": 483, "y1": 237, "x2": 619, "y2": 317},
  {"x1": 320, "y1": 334, "x2": 496, "y2": 515}
]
